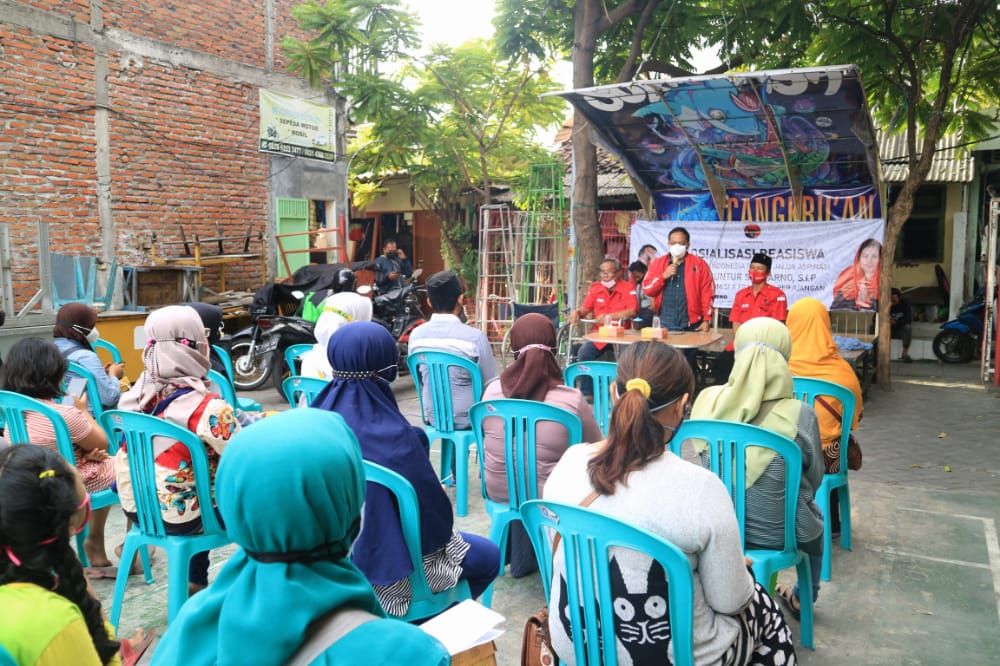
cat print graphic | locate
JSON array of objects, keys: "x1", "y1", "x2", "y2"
[{"x1": 557, "y1": 555, "x2": 672, "y2": 665}]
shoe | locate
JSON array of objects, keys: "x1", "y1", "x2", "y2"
[
  {"x1": 120, "y1": 627, "x2": 156, "y2": 666},
  {"x1": 902, "y1": 354, "x2": 913, "y2": 363},
  {"x1": 774, "y1": 583, "x2": 801, "y2": 621}
]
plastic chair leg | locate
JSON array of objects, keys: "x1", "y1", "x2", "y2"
[
  {"x1": 165, "y1": 546, "x2": 194, "y2": 623},
  {"x1": 839, "y1": 484, "x2": 853, "y2": 551},
  {"x1": 796, "y1": 556, "x2": 815, "y2": 650},
  {"x1": 110, "y1": 538, "x2": 141, "y2": 630},
  {"x1": 438, "y1": 439, "x2": 455, "y2": 486},
  {"x1": 455, "y1": 440, "x2": 469, "y2": 517}
]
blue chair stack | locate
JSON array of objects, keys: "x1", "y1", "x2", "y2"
[
  {"x1": 563, "y1": 361, "x2": 617, "y2": 436},
  {"x1": 406, "y1": 350, "x2": 484, "y2": 517},
  {"x1": 792, "y1": 376, "x2": 857, "y2": 581},
  {"x1": 673, "y1": 419, "x2": 815, "y2": 649},
  {"x1": 520, "y1": 500, "x2": 696, "y2": 666},
  {"x1": 469, "y1": 399, "x2": 583, "y2": 607}
]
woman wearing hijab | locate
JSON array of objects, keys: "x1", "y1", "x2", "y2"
[
  {"x1": 831, "y1": 238, "x2": 881, "y2": 311},
  {"x1": 117, "y1": 305, "x2": 240, "y2": 592},
  {"x1": 311, "y1": 321, "x2": 500, "y2": 618},
  {"x1": 690, "y1": 317, "x2": 824, "y2": 621},
  {"x1": 480, "y1": 313, "x2": 602, "y2": 576},
  {"x1": 299, "y1": 292, "x2": 374, "y2": 380},
  {"x1": 186, "y1": 302, "x2": 227, "y2": 376},
  {"x1": 53, "y1": 303, "x2": 125, "y2": 413},
  {"x1": 150, "y1": 409, "x2": 449, "y2": 666}
]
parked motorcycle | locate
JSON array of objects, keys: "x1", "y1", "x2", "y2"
[
  {"x1": 370, "y1": 268, "x2": 426, "y2": 369},
  {"x1": 932, "y1": 292, "x2": 985, "y2": 363}
]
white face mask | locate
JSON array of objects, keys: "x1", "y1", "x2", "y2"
[
  {"x1": 669, "y1": 243, "x2": 687, "y2": 260},
  {"x1": 85, "y1": 327, "x2": 100, "y2": 344},
  {"x1": 600, "y1": 279, "x2": 616, "y2": 289}
]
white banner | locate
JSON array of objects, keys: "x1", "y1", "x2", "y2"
[
  {"x1": 259, "y1": 89, "x2": 336, "y2": 162},
  {"x1": 631, "y1": 219, "x2": 886, "y2": 311}
]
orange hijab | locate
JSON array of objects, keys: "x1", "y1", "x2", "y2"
[
  {"x1": 832, "y1": 239, "x2": 880, "y2": 310},
  {"x1": 786, "y1": 298, "x2": 863, "y2": 449}
]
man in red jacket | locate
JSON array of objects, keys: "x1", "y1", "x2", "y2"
[{"x1": 642, "y1": 227, "x2": 715, "y2": 332}]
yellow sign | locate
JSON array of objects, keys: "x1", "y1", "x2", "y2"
[{"x1": 258, "y1": 90, "x2": 335, "y2": 162}]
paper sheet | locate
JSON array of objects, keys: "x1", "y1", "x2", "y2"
[{"x1": 419, "y1": 599, "x2": 506, "y2": 655}]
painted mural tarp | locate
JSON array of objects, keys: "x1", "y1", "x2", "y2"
[
  {"x1": 258, "y1": 90, "x2": 336, "y2": 162},
  {"x1": 631, "y1": 219, "x2": 885, "y2": 311},
  {"x1": 557, "y1": 65, "x2": 883, "y2": 221}
]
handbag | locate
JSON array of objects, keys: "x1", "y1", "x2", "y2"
[
  {"x1": 815, "y1": 396, "x2": 863, "y2": 473},
  {"x1": 520, "y1": 491, "x2": 599, "y2": 666}
]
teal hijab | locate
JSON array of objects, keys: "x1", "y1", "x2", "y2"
[{"x1": 151, "y1": 409, "x2": 385, "y2": 666}]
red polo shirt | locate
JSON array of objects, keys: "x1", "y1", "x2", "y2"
[
  {"x1": 727, "y1": 282, "x2": 788, "y2": 351},
  {"x1": 580, "y1": 280, "x2": 638, "y2": 350}
]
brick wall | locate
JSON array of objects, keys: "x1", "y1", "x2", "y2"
[{"x1": 0, "y1": 0, "x2": 320, "y2": 309}]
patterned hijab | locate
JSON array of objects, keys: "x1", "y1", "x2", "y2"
[
  {"x1": 119, "y1": 305, "x2": 211, "y2": 413},
  {"x1": 499, "y1": 313, "x2": 563, "y2": 402},
  {"x1": 690, "y1": 317, "x2": 802, "y2": 486},
  {"x1": 300, "y1": 292, "x2": 374, "y2": 379},
  {"x1": 310, "y1": 322, "x2": 454, "y2": 585},
  {"x1": 149, "y1": 409, "x2": 384, "y2": 666}
]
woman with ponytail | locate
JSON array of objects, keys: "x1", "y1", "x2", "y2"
[
  {"x1": 0, "y1": 445, "x2": 152, "y2": 665},
  {"x1": 543, "y1": 342, "x2": 797, "y2": 665}
]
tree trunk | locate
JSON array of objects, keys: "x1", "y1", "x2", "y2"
[{"x1": 876, "y1": 181, "x2": 918, "y2": 388}]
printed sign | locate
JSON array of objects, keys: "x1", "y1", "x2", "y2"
[
  {"x1": 631, "y1": 218, "x2": 886, "y2": 311},
  {"x1": 259, "y1": 90, "x2": 335, "y2": 162}
]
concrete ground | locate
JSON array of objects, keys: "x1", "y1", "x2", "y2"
[{"x1": 89, "y1": 357, "x2": 1000, "y2": 665}]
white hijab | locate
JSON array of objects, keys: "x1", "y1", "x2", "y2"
[{"x1": 299, "y1": 292, "x2": 374, "y2": 380}]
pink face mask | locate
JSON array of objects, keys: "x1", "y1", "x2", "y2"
[{"x1": 748, "y1": 270, "x2": 768, "y2": 284}]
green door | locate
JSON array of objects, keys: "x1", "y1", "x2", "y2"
[{"x1": 275, "y1": 197, "x2": 310, "y2": 278}]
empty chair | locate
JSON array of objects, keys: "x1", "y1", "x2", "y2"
[
  {"x1": 563, "y1": 360, "x2": 617, "y2": 435},
  {"x1": 470, "y1": 398, "x2": 583, "y2": 606},
  {"x1": 100, "y1": 410, "x2": 231, "y2": 628},
  {"x1": 407, "y1": 350, "x2": 484, "y2": 517},
  {"x1": 209, "y1": 344, "x2": 262, "y2": 413},
  {"x1": 282, "y1": 375, "x2": 328, "y2": 408},
  {"x1": 50, "y1": 253, "x2": 96, "y2": 308},
  {"x1": 284, "y1": 343, "x2": 313, "y2": 377}
]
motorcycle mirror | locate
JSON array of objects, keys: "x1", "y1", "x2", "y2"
[
  {"x1": 357, "y1": 285, "x2": 373, "y2": 296},
  {"x1": 410, "y1": 268, "x2": 424, "y2": 281}
]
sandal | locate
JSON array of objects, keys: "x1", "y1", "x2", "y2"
[
  {"x1": 119, "y1": 627, "x2": 156, "y2": 666},
  {"x1": 84, "y1": 566, "x2": 118, "y2": 580},
  {"x1": 774, "y1": 583, "x2": 801, "y2": 621}
]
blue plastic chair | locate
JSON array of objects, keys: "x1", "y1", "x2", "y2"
[
  {"x1": 792, "y1": 376, "x2": 857, "y2": 582},
  {"x1": 672, "y1": 419, "x2": 814, "y2": 649},
  {"x1": 563, "y1": 361, "x2": 617, "y2": 436},
  {"x1": 206, "y1": 369, "x2": 239, "y2": 408},
  {"x1": 211, "y1": 344, "x2": 262, "y2": 413},
  {"x1": 406, "y1": 350, "x2": 484, "y2": 517},
  {"x1": 50, "y1": 253, "x2": 97, "y2": 308},
  {"x1": 469, "y1": 399, "x2": 582, "y2": 607},
  {"x1": 100, "y1": 409, "x2": 232, "y2": 628},
  {"x1": 65, "y1": 361, "x2": 108, "y2": 420},
  {"x1": 363, "y1": 461, "x2": 472, "y2": 621},
  {"x1": 284, "y1": 343, "x2": 313, "y2": 376},
  {"x1": 0, "y1": 390, "x2": 121, "y2": 569},
  {"x1": 520, "y1": 500, "x2": 696, "y2": 666},
  {"x1": 94, "y1": 338, "x2": 124, "y2": 364},
  {"x1": 282, "y1": 375, "x2": 328, "y2": 408}
]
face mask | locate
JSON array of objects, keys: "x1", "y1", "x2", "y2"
[
  {"x1": 386, "y1": 250, "x2": 398, "y2": 259},
  {"x1": 600, "y1": 279, "x2": 616, "y2": 289},
  {"x1": 74, "y1": 324, "x2": 99, "y2": 344},
  {"x1": 748, "y1": 270, "x2": 768, "y2": 284},
  {"x1": 669, "y1": 243, "x2": 687, "y2": 260}
]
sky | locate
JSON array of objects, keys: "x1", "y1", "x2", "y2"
[{"x1": 406, "y1": 0, "x2": 497, "y2": 49}]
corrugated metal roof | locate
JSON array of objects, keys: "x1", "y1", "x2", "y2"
[{"x1": 879, "y1": 131, "x2": 973, "y2": 183}]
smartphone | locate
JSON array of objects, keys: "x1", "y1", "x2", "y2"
[{"x1": 62, "y1": 377, "x2": 88, "y2": 405}]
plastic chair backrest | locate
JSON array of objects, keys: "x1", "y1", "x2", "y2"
[
  {"x1": 94, "y1": 339, "x2": 124, "y2": 364},
  {"x1": 65, "y1": 361, "x2": 107, "y2": 419},
  {"x1": 99, "y1": 410, "x2": 224, "y2": 538},
  {"x1": 212, "y1": 345, "x2": 236, "y2": 386},
  {"x1": 520, "y1": 500, "x2": 695, "y2": 666},
  {"x1": 206, "y1": 369, "x2": 238, "y2": 407},
  {"x1": 50, "y1": 253, "x2": 97, "y2": 307},
  {"x1": 563, "y1": 361, "x2": 617, "y2": 435},
  {"x1": 672, "y1": 419, "x2": 800, "y2": 554},
  {"x1": 0, "y1": 390, "x2": 78, "y2": 464},
  {"x1": 406, "y1": 350, "x2": 484, "y2": 432},
  {"x1": 282, "y1": 375, "x2": 328, "y2": 408},
  {"x1": 469, "y1": 399, "x2": 582, "y2": 508},
  {"x1": 284, "y1": 343, "x2": 313, "y2": 376},
  {"x1": 362, "y1": 460, "x2": 471, "y2": 619},
  {"x1": 791, "y1": 376, "x2": 856, "y2": 476}
]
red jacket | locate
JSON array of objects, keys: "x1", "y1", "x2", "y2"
[{"x1": 642, "y1": 252, "x2": 715, "y2": 325}]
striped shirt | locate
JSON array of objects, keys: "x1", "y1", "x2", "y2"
[{"x1": 25, "y1": 401, "x2": 114, "y2": 493}]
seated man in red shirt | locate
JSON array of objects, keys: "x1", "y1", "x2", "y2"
[
  {"x1": 568, "y1": 257, "x2": 638, "y2": 394},
  {"x1": 714, "y1": 252, "x2": 788, "y2": 381}
]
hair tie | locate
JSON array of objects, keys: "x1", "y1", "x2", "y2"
[
  {"x1": 146, "y1": 338, "x2": 156, "y2": 347},
  {"x1": 515, "y1": 343, "x2": 552, "y2": 355},
  {"x1": 625, "y1": 378, "x2": 651, "y2": 398},
  {"x1": 4, "y1": 546, "x2": 22, "y2": 567},
  {"x1": 38, "y1": 469, "x2": 56, "y2": 479}
]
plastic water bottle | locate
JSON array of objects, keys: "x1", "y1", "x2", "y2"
[{"x1": 652, "y1": 315, "x2": 661, "y2": 329}]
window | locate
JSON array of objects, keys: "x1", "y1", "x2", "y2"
[{"x1": 890, "y1": 185, "x2": 946, "y2": 262}]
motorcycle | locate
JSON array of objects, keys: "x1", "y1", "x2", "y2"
[
  {"x1": 230, "y1": 263, "x2": 364, "y2": 392},
  {"x1": 369, "y1": 268, "x2": 426, "y2": 369},
  {"x1": 932, "y1": 292, "x2": 985, "y2": 363}
]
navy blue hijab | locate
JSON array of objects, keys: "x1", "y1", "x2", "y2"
[{"x1": 311, "y1": 321, "x2": 454, "y2": 586}]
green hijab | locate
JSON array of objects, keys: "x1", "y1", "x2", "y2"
[
  {"x1": 690, "y1": 317, "x2": 801, "y2": 487},
  {"x1": 151, "y1": 409, "x2": 384, "y2": 666}
]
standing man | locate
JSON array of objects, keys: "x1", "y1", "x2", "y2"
[
  {"x1": 642, "y1": 227, "x2": 715, "y2": 332},
  {"x1": 408, "y1": 270, "x2": 498, "y2": 429},
  {"x1": 568, "y1": 258, "x2": 638, "y2": 393},
  {"x1": 628, "y1": 260, "x2": 655, "y2": 328},
  {"x1": 373, "y1": 238, "x2": 413, "y2": 292},
  {"x1": 714, "y1": 252, "x2": 788, "y2": 382},
  {"x1": 890, "y1": 287, "x2": 913, "y2": 362}
]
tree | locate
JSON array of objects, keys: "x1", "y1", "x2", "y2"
[
  {"x1": 283, "y1": 1, "x2": 564, "y2": 287},
  {"x1": 802, "y1": 0, "x2": 1000, "y2": 387}
]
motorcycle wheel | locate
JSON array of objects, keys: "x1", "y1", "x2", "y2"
[
  {"x1": 271, "y1": 355, "x2": 292, "y2": 394},
  {"x1": 932, "y1": 330, "x2": 973, "y2": 364},
  {"x1": 230, "y1": 338, "x2": 272, "y2": 390},
  {"x1": 396, "y1": 341, "x2": 409, "y2": 374}
]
